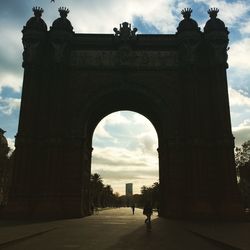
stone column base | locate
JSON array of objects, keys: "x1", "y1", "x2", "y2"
[
  {"x1": 183, "y1": 199, "x2": 245, "y2": 220},
  {"x1": 160, "y1": 196, "x2": 245, "y2": 220},
  {"x1": 0, "y1": 196, "x2": 89, "y2": 219}
]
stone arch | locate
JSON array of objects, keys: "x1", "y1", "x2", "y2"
[
  {"x1": 77, "y1": 87, "x2": 168, "y2": 217},
  {"x1": 83, "y1": 86, "x2": 165, "y2": 141},
  {"x1": 1, "y1": 9, "x2": 244, "y2": 219}
]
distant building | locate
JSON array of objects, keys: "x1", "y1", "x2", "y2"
[{"x1": 125, "y1": 183, "x2": 133, "y2": 196}]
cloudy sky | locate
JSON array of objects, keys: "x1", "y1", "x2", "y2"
[{"x1": 0, "y1": 0, "x2": 250, "y2": 195}]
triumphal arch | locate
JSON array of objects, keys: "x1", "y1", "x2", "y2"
[{"x1": 3, "y1": 7, "x2": 243, "y2": 218}]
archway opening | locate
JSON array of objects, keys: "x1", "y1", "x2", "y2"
[{"x1": 90, "y1": 110, "x2": 159, "y2": 209}]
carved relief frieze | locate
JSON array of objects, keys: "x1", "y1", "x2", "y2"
[{"x1": 70, "y1": 50, "x2": 178, "y2": 69}]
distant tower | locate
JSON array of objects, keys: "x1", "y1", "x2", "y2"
[{"x1": 126, "y1": 183, "x2": 133, "y2": 196}]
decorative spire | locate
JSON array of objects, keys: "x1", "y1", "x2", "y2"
[
  {"x1": 208, "y1": 8, "x2": 219, "y2": 18},
  {"x1": 181, "y1": 8, "x2": 192, "y2": 19},
  {"x1": 32, "y1": 6, "x2": 44, "y2": 18},
  {"x1": 59, "y1": 7, "x2": 70, "y2": 18}
]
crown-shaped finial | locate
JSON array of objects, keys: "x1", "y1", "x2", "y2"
[
  {"x1": 59, "y1": 7, "x2": 70, "y2": 18},
  {"x1": 208, "y1": 8, "x2": 219, "y2": 18},
  {"x1": 32, "y1": 6, "x2": 44, "y2": 18},
  {"x1": 181, "y1": 8, "x2": 192, "y2": 19}
]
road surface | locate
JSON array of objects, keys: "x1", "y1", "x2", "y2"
[{"x1": 0, "y1": 207, "x2": 249, "y2": 250}]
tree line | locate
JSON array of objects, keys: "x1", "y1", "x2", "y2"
[
  {"x1": 90, "y1": 172, "x2": 160, "y2": 209},
  {"x1": 90, "y1": 173, "x2": 120, "y2": 208},
  {"x1": 235, "y1": 140, "x2": 250, "y2": 208}
]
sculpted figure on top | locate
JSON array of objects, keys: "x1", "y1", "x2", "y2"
[{"x1": 113, "y1": 22, "x2": 137, "y2": 40}]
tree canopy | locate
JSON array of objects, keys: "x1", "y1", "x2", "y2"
[
  {"x1": 235, "y1": 140, "x2": 250, "y2": 169},
  {"x1": 235, "y1": 140, "x2": 250, "y2": 208},
  {"x1": 90, "y1": 173, "x2": 120, "y2": 208}
]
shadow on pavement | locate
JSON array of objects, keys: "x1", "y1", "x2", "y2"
[
  {"x1": 107, "y1": 217, "x2": 161, "y2": 250},
  {"x1": 106, "y1": 217, "x2": 243, "y2": 250}
]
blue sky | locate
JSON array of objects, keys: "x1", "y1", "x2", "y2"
[{"x1": 0, "y1": 0, "x2": 250, "y2": 194}]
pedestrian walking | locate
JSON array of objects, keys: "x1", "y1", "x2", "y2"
[
  {"x1": 131, "y1": 204, "x2": 135, "y2": 214},
  {"x1": 143, "y1": 201, "x2": 153, "y2": 231}
]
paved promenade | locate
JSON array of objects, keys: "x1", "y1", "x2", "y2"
[{"x1": 0, "y1": 207, "x2": 249, "y2": 250}]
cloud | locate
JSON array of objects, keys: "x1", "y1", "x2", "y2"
[
  {"x1": 137, "y1": 133, "x2": 158, "y2": 155},
  {"x1": 104, "y1": 111, "x2": 130, "y2": 125},
  {"x1": 24, "y1": 0, "x2": 180, "y2": 34},
  {"x1": 93, "y1": 111, "x2": 137, "y2": 147},
  {"x1": 0, "y1": 1, "x2": 31, "y2": 22},
  {"x1": 94, "y1": 168, "x2": 158, "y2": 181},
  {"x1": 194, "y1": 0, "x2": 250, "y2": 27},
  {"x1": 92, "y1": 111, "x2": 159, "y2": 194},
  {"x1": 93, "y1": 111, "x2": 158, "y2": 152},
  {"x1": 0, "y1": 23, "x2": 23, "y2": 93},
  {"x1": 240, "y1": 20, "x2": 250, "y2": 35},
  {"x1": 92, "y1": 144, "x2": 159, "y2": 194},
  {"x1": 132, "y1": 16, "x2": 160, "y2": 34},
  {"x1": 92, "y1": 146, "x2": 157, "y2": 168},
  {"x1": 229, "y1": 87, "x2": 250, "y2": 107},
  {"x1": 0, "y1": 96, "x2": 21, "y2": 115},
  {"x1": 7, "y1": 137, "x2": 15, "y2": 151},
  {"x1": 0, "y1": 4, "x2": 24, "y2": 94},
  {"x1": 228, "y1": 38, "x2": 250, "y2": 72},
  {"x1": 0, "y1": 73, "x2": 22, "y2": 93},
  {"x1": 229, "y1": 88, "x2": 250, "y2": 146},
  {"x1": 93, "y1": 120, "x2": 112, "y2": 139},
  {"x1": 232, "y1": 119, "x2": 250, "y2": 147}
]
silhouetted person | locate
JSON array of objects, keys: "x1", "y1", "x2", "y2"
[
  {"x1": 143, "y1": 201, "x2": 153, "y2": 223},
  {"x1": 131, "y1": 204, "x2": 135, "y2": 214}
]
